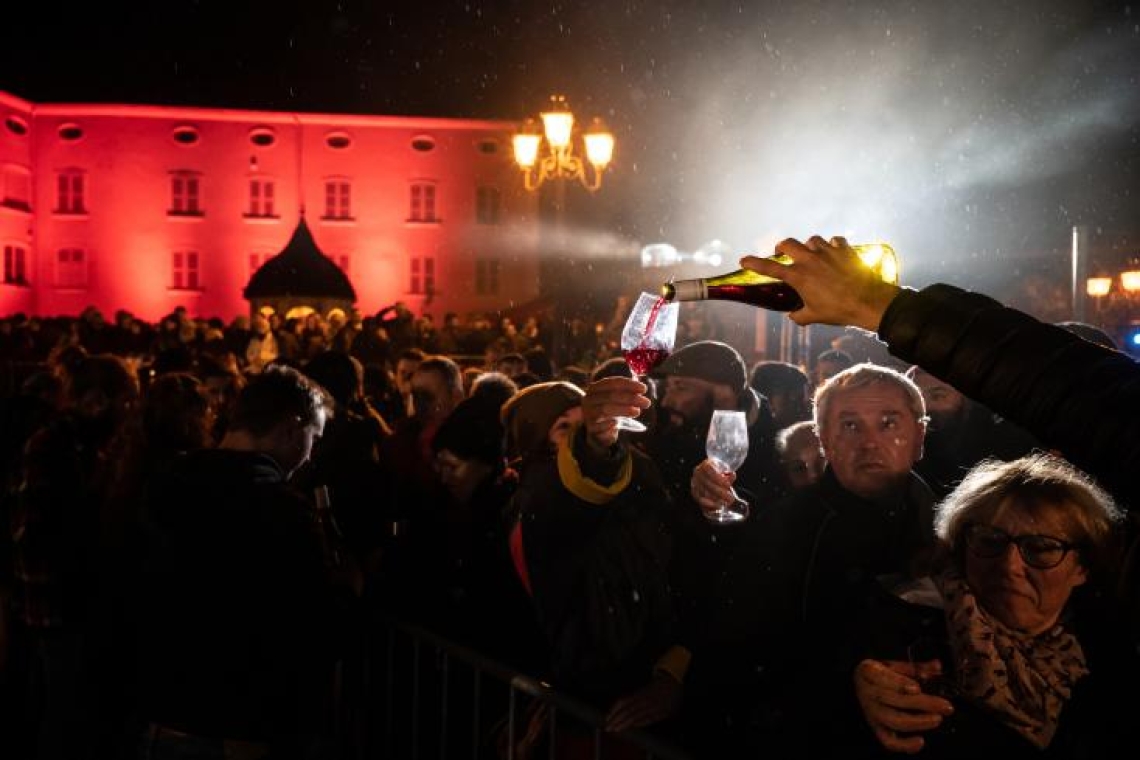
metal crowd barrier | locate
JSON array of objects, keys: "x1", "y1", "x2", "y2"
[{"x1": 372, "y1": 618, "x2": 694, "y2": 760}]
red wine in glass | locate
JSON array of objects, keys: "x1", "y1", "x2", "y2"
[
  {"x1": 622, "y1": 346, "x2": 670, "y2": 376},
  {"x1": 616, "y1": 293, "x2": 679, "y2": 433}
]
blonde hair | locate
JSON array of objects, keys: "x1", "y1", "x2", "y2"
[{"x1": 935, "y1": 453, "x2": 1123, "y2": 579}]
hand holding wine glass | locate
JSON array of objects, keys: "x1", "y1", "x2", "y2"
[
  {"x1": 704, "y1": 410, "x2": 750, "y2": 523},
  {"x1": 616, "y1": 292, "x2": 679, "y2": 433}
]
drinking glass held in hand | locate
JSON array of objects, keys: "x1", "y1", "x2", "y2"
[
  {"x1": 616, "y1": 292, "x2": 679, "y2": 433},
  {"x1": 704, "y1": 410, "x2": 750, "y2": 523}
]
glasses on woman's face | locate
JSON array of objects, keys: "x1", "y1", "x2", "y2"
[{"x1": 963, "y1": 523, "x2": 1077, "y2": 570}]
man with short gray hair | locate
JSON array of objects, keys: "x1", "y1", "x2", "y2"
[{"x1": 687, "y1": 362, "x2": 938, "y2": 756}]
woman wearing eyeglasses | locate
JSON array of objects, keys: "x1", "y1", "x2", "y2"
[{"x1": 843, "y1": 453, "x2": 1139, "y2": 759}]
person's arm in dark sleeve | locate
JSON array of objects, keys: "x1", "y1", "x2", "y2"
[{"x1": 880, "y1": 284, "x2": 1140, "y2": 504}]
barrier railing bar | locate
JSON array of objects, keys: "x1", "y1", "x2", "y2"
[{"x1": 385, "y1": 619, "x2": 693, "y2": 760}]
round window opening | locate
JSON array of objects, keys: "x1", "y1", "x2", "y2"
[
  {"x1": 58, "y1": 124, "x2": 84, "y2": 141},
  {"x1": 411, "y1": 136, "x2": 436, "y2": 152},
  {"x1": 326, "y1": 133, "x2": 352, "y2": 150},
  {"x1": 5, "y1": 117, "x2": 28, "y2": 136},
  {"x1": 250, "y1": 129, "x2": 276, "y2": 148},
  {"x1": 173, "y1": 127, "x2": 200, "y2": 145}
]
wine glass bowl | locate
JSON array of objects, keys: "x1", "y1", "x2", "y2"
[
  {"x1": 705, "y1": 410, "x2": 750, "y2": 523},
  {"x1": 616, "y1": 292, "x2": 678, "y2": 433}
]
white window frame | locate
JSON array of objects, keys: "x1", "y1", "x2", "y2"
[
  {"x1": 170, "y1": 172, "x2": 203, "y2": 215},
  {"x1": 476, "y1": 186, "x2": 500, "y2": 225},
  {"x1": 410, "y1": 256, "x2": 435, "y2": 295},
  {"x1": 409, "y1": 182, "x2": 438, "y2": 222},
  {"x1": 3, "y1": 244, "x2": 28, "y2": 285},
  {"x1": 475, "y1": 258, "x2": 501, "y2": 295},
  {"x1": 56, "y1": 170, "x2": 86, "y2": 214},
  {"x1": 323, "y1": 179, "x2": 352, "y2": 220},
  {"x1": 172, "y1": 250, "x2": 200, "y2": 290},
  {"x1": 56, "y1": 247, "x2": 88, "y2": 289},
  {"x1": 248, "y1": 178, "x2": 277, "y2": 217}
]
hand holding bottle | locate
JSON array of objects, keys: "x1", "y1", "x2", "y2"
[{"x1": 740, "y1": 236, "x2": 902, "y2": 330}]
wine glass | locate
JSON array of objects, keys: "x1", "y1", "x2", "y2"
[
  {"x1": 907, "y1": 636, "x2": 957, "y2": 699},
  {"x1": 617, "y1": 292, "x2": 679, "y2": 432},
  {"x1": 704, "y1": 410, "x2": 750, "y2": 523}
]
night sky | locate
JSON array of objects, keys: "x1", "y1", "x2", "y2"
[{"x1": 5, "y1": 0, "x2": 1139, "y2": 293}]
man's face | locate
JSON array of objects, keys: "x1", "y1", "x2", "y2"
[
  {"x1": 277, "y1": 411, "x2": 326, "y2": 477},
  {"x1": 395, "y1": 358, "x2": 421, "y2": 396},
  {"x1": 910, "y1": 371, "x2": 966, "y2": 432},
  {"x1": 496, "y1": 358, "x2": 526, "y2": 378},
  {"x1": 819, "y1": 382, "x2": 925, "y2": 500},
  {"x1": 659, "y1": 375, "x2": 731, "y2": 433},
  {"x1": 781, "y1": 427, "x2": 826, "y2": 490},
  {"x1": 434, "y1": 449, "x2": 492, "y2": 504},
  {"x1": 770, "y1": 388, "x2": 812, "y2": 430},
  {"x1": 548, "y1": 407, "x2": 583, "y2": 450},
  {"x1": 203, "y1": 375, "x2": 237, "y2": 412},
  {"x1": 411, "y1": 367, "x2": 459, "y2": 423}
]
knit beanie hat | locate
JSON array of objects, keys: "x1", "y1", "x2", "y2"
[
  {"x1": 501, "y1": 381, "x2": 585, "y2": 460},
  {"x1": 651, "y1": 340, "x2": 747, "y2": 395}
]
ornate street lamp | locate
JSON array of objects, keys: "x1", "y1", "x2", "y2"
[{"x1": 512, "y1": 95, "x2": 614, "y2": 192}]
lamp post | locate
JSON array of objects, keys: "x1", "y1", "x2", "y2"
[
  {"x1": 512, "y1": 96, "x2": 615, "y2": 363},
  {"x1": 511, "y1": 95, "x2": 615, "y2": 192},
  {"x1": 1086, "y1": 275, "x2": 1112, "y2": 324}
]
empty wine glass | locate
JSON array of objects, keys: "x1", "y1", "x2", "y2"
[
  {"x1": 705, "y1": 410, "x2": 750, "y2": 523},
  {"x1": 617, "y1": 292, "x2": 678, "y2": 433}
]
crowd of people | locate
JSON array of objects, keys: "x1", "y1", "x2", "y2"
[{"x1": 1, "y1": 238, "x2": 1139, "y2": 760}]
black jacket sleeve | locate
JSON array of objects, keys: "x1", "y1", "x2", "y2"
[{"x1": 878, "y1": 284, "x2": 1140, "y2": 505}]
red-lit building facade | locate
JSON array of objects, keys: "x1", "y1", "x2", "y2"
[{"x1": 0, "y1": 89, "x2": 540, "y2": 321}]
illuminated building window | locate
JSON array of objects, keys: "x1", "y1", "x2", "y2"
[
  {"x1": 56, "y1": 248, "x2": 87, "y2": 289},
  {"x1": 169, "y1": 172, "x2": 203, "y2": 216},
  {"x1": 55, "y1": 171, "x2": 86, "y2": 214},
  {"x1": 476, "y1": 186, "x2": 500, "y2": 225},
  {"x1": 323, "y1": 180, "x2": 352, "y2": 220},
  {"x1": 171, "y1": 250, "x2": 200, "y2": 290},
  {"x1": 475, "y1": 259, "x2": 500, "y2": 295},
  {"x1": 410, "y1": 256, "x2": 435, "y2": 295},
  {"x1": 3, "y1": 244, "x2": 28, "y2": 285},
  {"x1": 247, "y1": 179, "x2": 277, "y2": 218},
  {"x1": 409, "y1": 182, "x2": 437, "y2": 222},
  {"x1": 1, "y1": 165, "x2": 31, "y2": 212}
]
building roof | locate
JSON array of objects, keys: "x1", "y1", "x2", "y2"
[{"x1": 243, "y1": 216, "x2": 356, "y2": 301}]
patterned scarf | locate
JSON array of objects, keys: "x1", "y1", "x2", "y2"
[{"x1": 937, "y1": 568, "x2": 1088, "y2": 749}]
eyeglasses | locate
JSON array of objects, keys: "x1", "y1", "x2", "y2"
[{"x1": 963, "y1": 523, "x2": 1078, "y2": 569}]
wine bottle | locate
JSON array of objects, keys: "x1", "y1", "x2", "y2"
[{"x1": 660, "y1": 242, "x2": 899, "y2": 311}]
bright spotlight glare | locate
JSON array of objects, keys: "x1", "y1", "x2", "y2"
[{"x1": 640, "y1": 243, "x2": 680, "y2": 268}]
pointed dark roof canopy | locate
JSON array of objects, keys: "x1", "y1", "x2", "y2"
[{"x1": 243, "y1": 217, "x2": 356, "y2": 301}]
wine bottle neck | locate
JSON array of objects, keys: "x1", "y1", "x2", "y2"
[{"x1": 669, "y1": 278, "x2": 708, "y2": 301}]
